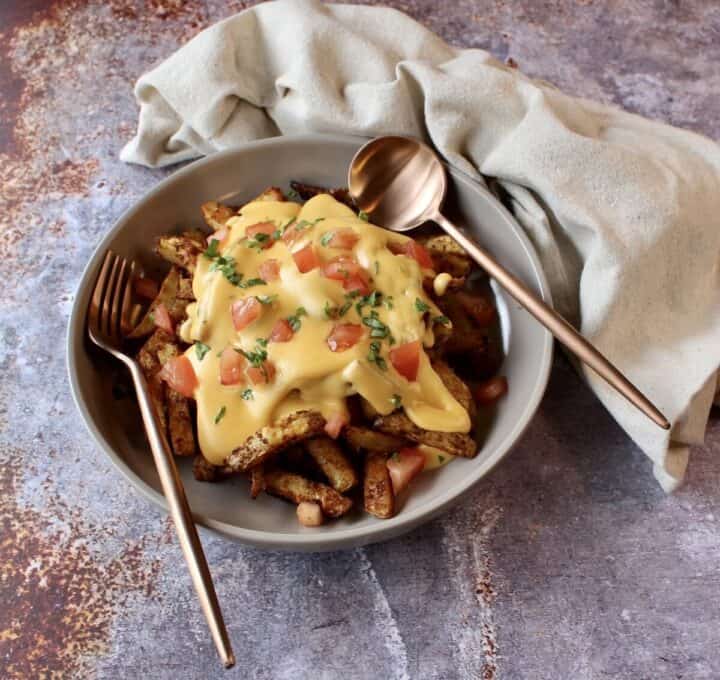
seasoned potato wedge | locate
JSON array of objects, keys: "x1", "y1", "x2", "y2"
[
  {"x1": 374, "y1": 413, "x2": 477, "y2": 458},
  {"x1": 201, "y1": 201, "x2": 236, "y2": 231},
  {"x1": 343, "y1": 426, "x2": 408, "y2": 454},
  {"x1": 363, "y1": 453, "x2": 395, "y2": 519},
  {"x1": 128, "y1": 267, "x2": 189, "y2": 339},
  {"x1": 167, "y1": 388, "x2": 195, "y2": 457},
  {"x1": 250, "y1": 186, "x2": 286, "y2": 203},
  {"x1": 289, "y1": 180, "x2": 354, "y2": 208},
  {"x1": 155, "y1": 233, "x2": 205, "y2": 275},
  {"x1": 422, "y1": 235, "x2": 472, "y2": 278},
  {"x1": 226, "y1": 410, "x2": 327, "y2": 472},
  {"x1": 304, "y1": 437, "x2": 357, "y2": 493},
  {"x1": 431, "y1": 359, "x2": 476, "y2": 417},
  {"x1": 264, "y1": 469, "x2": 352, "y2": 518},
  {"x1": 249, "y1": 465, "x2": 266, "y2": 499}
]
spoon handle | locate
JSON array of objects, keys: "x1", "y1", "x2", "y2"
[{"x1": 434, "y1": 212, "x2": 670, "y2": 430}]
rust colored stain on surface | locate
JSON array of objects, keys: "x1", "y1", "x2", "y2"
[{"x1": 0, "y1": 452, "x2": 161, "y2": 679}]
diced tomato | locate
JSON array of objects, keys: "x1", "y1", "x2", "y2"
[
  {"x1": 281, "y1": 221, "x2": 303, "y2": 247},
  {"x1": 474, "y1": 376, "x2": 508, "y2": 405},
  {"x1": 458, "y1": 292, "x2": 496, "y2": 327},
  {"x1": 322, "y1": 256, "x2": 362, "y2": 281},
  {"x1": 153, "y1": 303, "x2": 174, "y2": 334},
  {"x1": 247, "y1": 361, "x2": 276, "y2": 385},
  {"x1": 326, "y1": 228, "x2": 359, "y2": 250},
  {"x1": 386, "y1": 447, "x2": 426, "y2": 495},
  {"x1": 324, "y1": 412, "x2": 349, "y2": 439},
  {"x1": 404, "y1": 241, "x2": 434, "y2": 269},
  {"x1": 292, "y1": 244, "x2": 320, "y2": 273},
  {"x1": 246, "y1": 221, "x2": 277, "y2": 248},
  {"x1": 388, "y1": 239, "x2": 434, "y2": 269},
  {"x1": 390, "y1": 340, "x2": 421, "y2": 381},
  {"x1": 343, "y1": 273, "x2": 371, "y2": 296},
  {"x1": 269, "y1": 319, "x2": 294, "y2": 343},
  {"x1": 207, "y1": 228, "x2": 228, "y2": 247},
  {"x1": 258, "y1": 258, "x2": 280, "y2": 282},
  {"x1": 134, "y1": 276, "x2": 159, "y2": 300},
  {"x1": 231, "y1": 297, "x2": 262, "y2": 331},
  {"x1": 219, "y1": 346, "x2": 246, "y2": 386},
  {"x1": 158, "y1": 355, "x2": 198, "y2": 398},
  {"x1": 326, "y1": 323, "x2": 364, "y2": 352}
]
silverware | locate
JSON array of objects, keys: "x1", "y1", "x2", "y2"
[
  {"x1": 87, "y1": 250, "x2": 235, "y2": 668},
  {"x1": 348, "y1": 135, "x2": 670, "y2": 431}
]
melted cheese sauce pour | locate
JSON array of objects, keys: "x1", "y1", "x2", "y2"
[{"x1": 181, "y1": 194, "x2": 470, "y2": 465}]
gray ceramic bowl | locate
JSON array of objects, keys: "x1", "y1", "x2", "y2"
[{"x1": 67, "y1": 134, "x2": 552, "y2": 551}]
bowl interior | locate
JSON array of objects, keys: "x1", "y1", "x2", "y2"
[{"x1": 67, "y1": 134, "x2": 552, "y2": 551}]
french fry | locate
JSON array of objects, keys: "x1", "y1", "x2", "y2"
[
  {"x1": 363, "y1": 453, "x2": 395, "y2": 519},
  {"x1": 374, "y1": 412, "x2": 477, "y2": 458},
  {"x1": 249, "y1": 465, "x2": 266, "y2": 499},
  {"x1": 250, "y1": 187, "x2": 286, "y2": 203},
  {"x1": 304, "y1": 437, "x2": 357, "y2": 493},
  {"x1": 431, "y1": 359, "x2": 476, "y2": 417},
  {"x1": 225, "y1": 410, "x2": 327, "y2": 472},
  {"x1": 201, "y1": 201, "x2": 236, "y2": 231},
  {"x1": 128, "y1": 267, "x2": 188, "y2": 339},
  {"x1": 167, "y1": 388, "x2": 195, "y2": 457},
  {"x1": 289, "y1": 180, "x2": 355, "y2": 208},
  {"x1": 422, "y1": 234, "x2": 472, "y2": 278},
  {"x1": 155, "y1": 232, "x2": 205, "y2": 274},
  {"x1": 264, "y1": 469, "x2": 352, "y2": 518},
  {"x1": 343, "y1": 426, "x2": 408, "y2": 454}
]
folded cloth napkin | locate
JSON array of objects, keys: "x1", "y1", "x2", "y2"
[{"x1": 121, "y1": 0, "x2": 720, "y2": 491}]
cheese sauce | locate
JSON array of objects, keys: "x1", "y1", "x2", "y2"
[{"x1": 181, "y1": 194, "x2": 470, "y2": 465}]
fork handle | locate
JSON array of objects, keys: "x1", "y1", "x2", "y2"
[{"x1": 127, "y1": 361, "x2": 235, "y2": 668}]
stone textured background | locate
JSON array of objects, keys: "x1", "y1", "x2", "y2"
[{"x1": 1, "y1": 1, "x2": 719, "y2": 678}]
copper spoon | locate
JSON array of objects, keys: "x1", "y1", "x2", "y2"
[{"x1": 348, "y1": 135, "x2": 670, "y2": 430}]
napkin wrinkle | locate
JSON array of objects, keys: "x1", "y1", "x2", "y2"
[{"x1": 120, "y1": 0, "x2": 720, "y2": 491}]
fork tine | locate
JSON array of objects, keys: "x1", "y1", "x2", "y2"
[
  {"x1": 120, "y1": 260, "x2": 137, "y2": 337},
  {"x1": 110, "y1": 257, "x2": 129, "y2": 344},
  {"x1": 102, "y1": 255, "x2": 122, "y2": 340},
  {"x1": 89, "y1": 251, "x2": 115, "y2": 335}
]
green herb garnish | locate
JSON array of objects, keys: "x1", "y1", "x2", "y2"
[
  {"x1": 287, "y1": 306, "x2": 307, "y2": 332},
  {"x1": 214, "y1": 406, "x2": 226, "y2": 424},
  {"x1": 358, "y1": 210, "x2": 369, "y2": 222},
  {"x1": 255, "y1": 294, "x2": 278, "y2": 306},
  {"x1": 362, "y1": 310, "x2": 391, "y2": 339},
  {"x1": 320, "y1": 232, "x2": 334, "y2": 247},
  {"x1": 204, "y1": 239, "x2": 220, "y2": 258},
  {"x1": 287, "y1": 187, "x2": 302, "y2": 202},
  {"x1": 391, "y1": 394, "x2": 402, "y2": 409},
  {"x1": 206, "y1": 251, "x2": 266, "y2": 289},
  {"x1": 195, "y1": 342, "x2": 211, "y2": 361},
  {"x1": 367, "y1": 341, "x2": 387, "y2": 370},
  {"x1": 383, "y1": 296, "x2": 394, "y2": 310},
  {"x1": 438, "y1": 454, "x2": 445, "y2": 463},
  {"x1": 246, "y1": 232, "x2": 271, "y2": 251},
  {"x1": 415, "y1": 298, "x2": 430, "y2": 313},
  {"x1": 433, "y1": 314, "x2": 451, "y2": 326},
  {"x1": 240, "y1": 388, "x2": 254, "y2": 401}
]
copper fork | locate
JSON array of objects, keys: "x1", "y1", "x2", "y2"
[{"x1": 87, "y1": 250, "x2": 235, "y2": 668}]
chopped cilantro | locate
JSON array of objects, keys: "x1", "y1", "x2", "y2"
[
  {"x1": 287, "y1": 306, "x2": 307, "y2": 332},
  {"x1": 320, "y1": 232, "x2": 334, "y2": 247},
  {"x1": 362, "y1": 310, "x2": 391, "y2": 339},
  {"x1": 438, "y1": 454, "x2": 446, "y2": 463},
  {"x1": 415, "y1": 298, "x2": 430, "y2": 313},
  {"x1": 204, "y1": 239, "x2": 220, "y2": 258},
  {"x1": 246, "y1": 232, "x2": 271, "y2": 251},
  {"x1": 367, "y1": 341, "x2": 387, "y2": 370},
  {"x1": 358, "y1": 210, "x2": 369, "y2": 222},
  {"x1": 238, "y1": 340, "x2": 268, "y2": 368},
  {"x1": 383, "y1": 296, "x2": 394, "y2": 310},
  {"x1": 255, "y1": 294, "x2": 278, "y2": 306},
  {"x1": 391, "y1": 394, "x2": 402, "y2": 409},
  {"x1": 338, "y1": 300, "x2": 352, "y2": 316},
  {"x1": 205, "y1": 250, "x2": 266, "y2": 289},
  {"x1": 242, "y1": 277, "x2": 266, "y2": 288},
  {"x1": 240, "y1": 388, "x2": 254, "y2": 401},
  {"x1": 194, "y1": 342, "x2": 211, "y2": 361},
  {"x1": 433, "y1": 314, "x2": 451, "y2": 326},
  {"x1": 287, "y1": 187, "x2": 302, "y2": 202},
  {"x1": 214, "y1": 406, "x2": 226, "y2": 424}
]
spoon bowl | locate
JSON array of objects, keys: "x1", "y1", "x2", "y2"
[{"x1": 348, "y1": 136, "x2": 446, "y2": 231}]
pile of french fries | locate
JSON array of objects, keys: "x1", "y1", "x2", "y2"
[{"x1": 127, "y1": 184, "x2": 505, "y2": 525}]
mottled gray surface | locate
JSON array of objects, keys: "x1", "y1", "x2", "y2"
[{"x1": 1, "y1": 1, "x2": 719, "y2": 678}]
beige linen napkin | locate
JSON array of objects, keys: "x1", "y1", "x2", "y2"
[{"x1": 121, "y1": 0, "x2": 720, "y2": 491}]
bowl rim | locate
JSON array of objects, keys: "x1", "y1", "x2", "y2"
[{"x1": 66, "y1": 132, "x2": 553, "y2": 550}]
